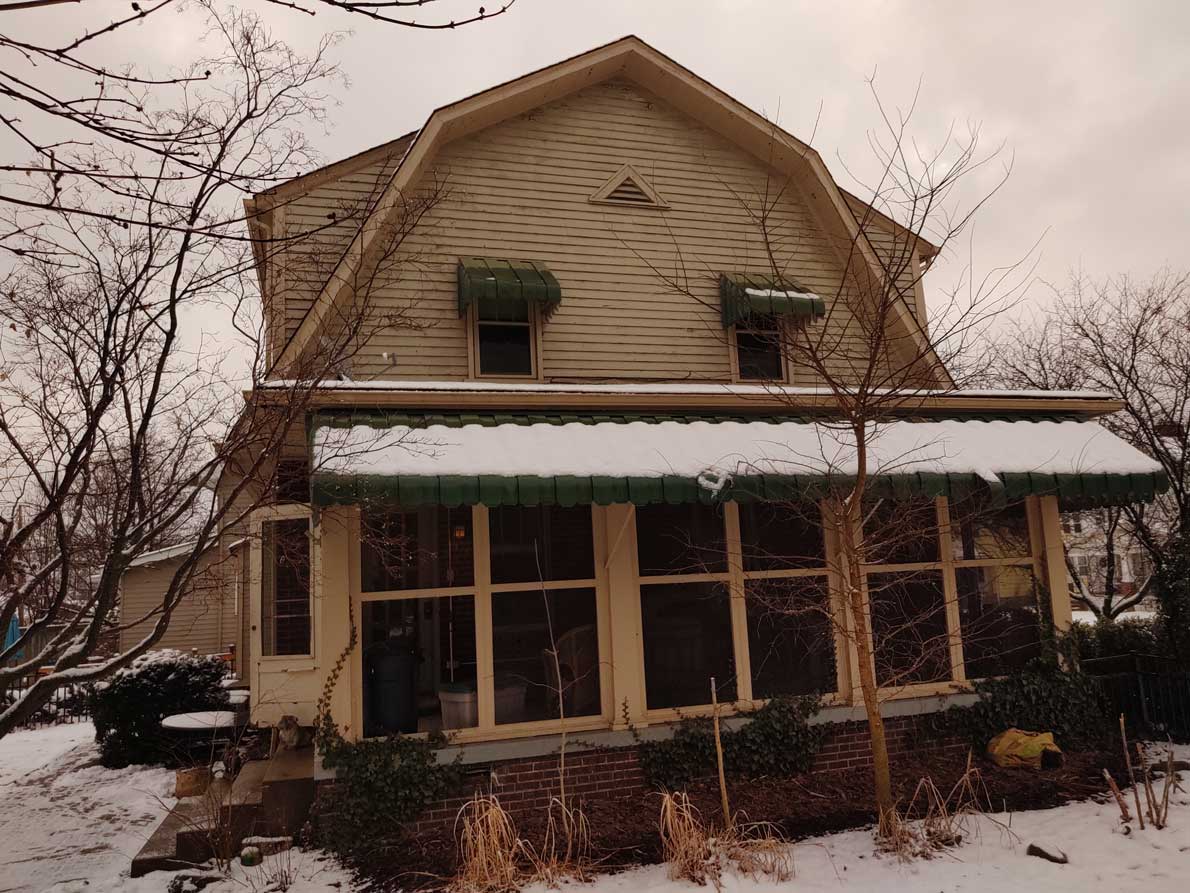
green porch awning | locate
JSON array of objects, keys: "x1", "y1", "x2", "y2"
[
  {"x1": 719, "y1": 273, "x2": 826, "y2": 328},
  {"x1": 309, "y1": 412, "x2": 1168, "y2": 510},
  {"x1": 457, "y1": 257, "x2": 562, "y2": 320}
]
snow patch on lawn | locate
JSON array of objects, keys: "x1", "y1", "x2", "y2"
[
  {"x1": 2, "y1": 723, "x2": 1187, "y2": 893},
  {"x1": 552, "y1": 794, "x2": 1190, "y2": 893},
  {"x1": 0, "y1": 722, "x2": 354, "y2": 893}
]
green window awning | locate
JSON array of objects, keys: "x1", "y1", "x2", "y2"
[
  {"x1": 457, "y1": 257, "x2": 561, "y2": 321},
  {"x1": 719, "y1": 273, "x2": 826, "y2": 328},
  {"x1": 309, "y1": 412, "x2": 1168, "y2": 511}
]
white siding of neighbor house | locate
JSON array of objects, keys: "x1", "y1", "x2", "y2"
[
  {"x1": 118, "y1": 550, "x2": 237, "y2": 657},
  {"x1": 271, "y1": 78, "x2": 909, "y2": 383}
]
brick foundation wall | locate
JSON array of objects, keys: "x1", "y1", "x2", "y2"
[
  {"x1": 811, "y1": 713, "x2": 966, "y2": 773},
  {"x1": 408, "y1": 747, "x2": 645, "y2": 832},
  {"x1": 397, "y1": 714, "x2": 965, "y2": 832}
]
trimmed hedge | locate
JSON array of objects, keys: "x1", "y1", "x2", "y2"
[
  {"x1": 91, "y1": 650, "x2": 228, "y2": 768},
  {"x1": 1068, "y1": 615, "x2": 1164, "y2": 664}
]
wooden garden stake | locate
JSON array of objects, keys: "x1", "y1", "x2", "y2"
[
  {"x1": 1136, "y1": 744, "x2": 1158, "y2": 827},
  {"x1": 1103, "y1": 769, "x2": 1132, "y2": 823},
  {"x1": 1120, "y1": 714, "x2": 1144, "y2": 830},
  {"x1": 1159, "y1": 750, "x2": 1174, "y2": 828},
  {"x1": 710, "y1": 677, "x2": 731, "y2": 829}
]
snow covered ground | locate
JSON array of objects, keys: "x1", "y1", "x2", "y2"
[
  {"x1": 553, "y1": 794, "x2": 1190, "y2": 893},
  {"x1": 0, "y1": 722, "x2": 351, "y2": 893},
  {"x1": 0, "y1": 723, "x2": 1186, "y2": 893}
]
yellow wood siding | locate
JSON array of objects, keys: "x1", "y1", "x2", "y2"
[
  {"x1": 273, "y1": 79, "x2": 886, "y2": 383},
  {"x1": 274, "y1": 152, "x2": 406, "y2": 353}
]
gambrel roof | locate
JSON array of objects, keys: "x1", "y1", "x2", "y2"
[{"x1": 248, "y1": 36, "x2": 945, "y2": 379}]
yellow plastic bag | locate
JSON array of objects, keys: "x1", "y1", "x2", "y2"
[{"x1": 986, "y1": 728, "x2": 1063, "y2": 769}]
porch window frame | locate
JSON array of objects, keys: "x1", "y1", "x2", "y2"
[
  {"x1": 250, "y1": 502, "x2": 316, "y2": 668},
  {"x1": 339, "y1": 494, "x2": 1054, "y2": 744},
  {"x1": 850, "y1": 495, "x2": 1044, "y2": 697},
  {"x1": 353, "y1": 503, "x2": 613, "y2": 742}
]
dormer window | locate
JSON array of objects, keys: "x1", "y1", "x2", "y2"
[
  {"x1": 719, "y1": 273, "x2": 825, "y2": 382},
  {"x1": 477, "y1": 299, "x2": 535, "y2": 376},
  {"x1": 458, "y1": 257, "x2": 562, "y2": 379},
  {"x1": 735, "y1": 315, "x2": 785, "y2": 381}
]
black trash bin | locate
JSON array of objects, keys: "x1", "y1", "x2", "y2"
[{"x1": 371, "y1": 644, "x2": 418, "y2": 733}]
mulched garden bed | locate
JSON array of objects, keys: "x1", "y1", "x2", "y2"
[{"x1": 342, "y1": 747, "x2": 1126, "y2": 891}]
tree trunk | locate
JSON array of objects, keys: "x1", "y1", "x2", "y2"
[
  {"x1": 832, "y1": 493, "x2": 897, "y2": 835},
  {"x1": 844, "y1": 570, "x2": 896, "y2": 833}
]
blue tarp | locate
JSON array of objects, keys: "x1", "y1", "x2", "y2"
[{"x1": 3, "y1": 615, "x2": 20, "y2": 659}]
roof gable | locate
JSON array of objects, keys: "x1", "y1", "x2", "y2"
[{"x1": 270, "y1": 36, "x2": 947, "y2": 384}]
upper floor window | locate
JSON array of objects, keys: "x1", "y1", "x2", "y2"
[
  {"x1": 735, "y1": 315, "x2": 785, "y2": 381},
  {"x1": 476, "y1": 300, "x2": 536, "y2": 377},
  {"x1": 458, "y1": 257, "x2": 560, "y2": 380},
  {"x1": 719, "y1": 273, "x2": 824, "y2": 383}
]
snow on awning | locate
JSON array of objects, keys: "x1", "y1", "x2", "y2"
[
  {"x1": 457, "y1": 257, "x2": 562, "y2": 321},
  {"x1": 719, "y1": 273, "x2": 826, "y2": 327},
  {"x1": 309, "y1": 414, "x2": 1167, "y2": 509}
]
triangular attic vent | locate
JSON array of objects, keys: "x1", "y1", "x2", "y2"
[{"x1": 590, "y1": 163, "x2": 667, "y2": 208}]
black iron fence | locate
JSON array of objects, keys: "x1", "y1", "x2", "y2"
[
  {"x1": 0, "y1": 672, "x2": 92, "y2": 730},
  {"x1": 1082, "y1": 652, "x2": 1190, "y2": 742}
]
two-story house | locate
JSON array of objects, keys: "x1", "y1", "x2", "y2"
[{"x1": 220, "y1": 37, "x2": 1164, "y2": 785}]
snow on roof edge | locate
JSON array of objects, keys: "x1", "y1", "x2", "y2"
[
  {"x1": 127, "y1": 540, "x2": 205, "y2": 569},
  {"x1": 312, "y1": 416, "x2": 1161, "y2": 482},
  {"x1": 258, "y1": 379, "x2": 1117, "y2": 402}
]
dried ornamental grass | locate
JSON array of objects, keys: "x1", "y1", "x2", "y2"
[
  {"x1": 878, "y1": 754, "x2": 1015, "y2": 862},
  {"x1": 658, "y1": 791, "x2": 793, "y2": 889},
  {"x1": 659, "y1": 791, "x2": 717, "y2": 886},
  {"x1": 452, "y1": 794, "x2": 526, "y2": 893},
  {"x1": 530, "y1": 796, "x2": 592, "y2": 885}
]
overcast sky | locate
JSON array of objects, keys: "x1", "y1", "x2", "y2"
[
  {"x1": 258, "y1": 0, "x2": 1190, "y2": 312},
  {"x1": 9, "y1": 0, "x2": 1190, "y2": 316}
]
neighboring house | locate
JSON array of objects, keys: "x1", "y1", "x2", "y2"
[
  {"x1": 1063, "y1": 511, "x2": 1159, "y2": 614},
  {"x1": 226, "y1": 36, "x2": 1166, "y2": 759},
  {"x1": 117, "y1": 541, "x2": 240, "y2": 664}
]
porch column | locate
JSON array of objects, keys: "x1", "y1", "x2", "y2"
[
  {"x1": 1038, "y1": 495, "x2": 1073, "y2": 633},
  {"x1": 315, "y1": 505, "x2": 357, "y2": 737},
  {"x1": 604, "y1": 503, "x2": 646, "y2": 728}
]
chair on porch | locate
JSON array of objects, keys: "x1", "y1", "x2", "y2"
[{"x1": 540, "y1": 624, "x2": 599, "y2": 718}]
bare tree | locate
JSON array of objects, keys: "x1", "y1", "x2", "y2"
[
  {"x1": 0, "y1": 0, "x2": 510, "y2": 260},
  {"x1": 994, "y1": 271, "x2": 1189, "y2": 615},
  {"x1": 0, "y1": 4, "x2": 442, "y2": 736},
  {"x1": 636, "y1": 83, "x2": 1035, "y2": 838}
]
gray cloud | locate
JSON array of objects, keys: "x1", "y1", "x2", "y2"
[{"x1": 7, "y1": 0, "x2": 1188, "y2": 322}]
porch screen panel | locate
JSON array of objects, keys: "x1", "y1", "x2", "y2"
[
  {"x1": 948, "y1": 497, "x2": 1042, "y2": 678},
  {"x1": 636, "y1": 503, "x2": 727, "y2": 575},
  {"x1": 641, "y1": 582, "x2": 736, "y2": 709},
  {"x1": 637, "y1": 504, "x2": 736, "y2": 709},
  {"x1": 362, "y1": 595, "x2": 478, "y2": 736},
  {"x1": 492, "y1": 587, "x2": 600, "y2": 724},
  {"x1": 361, "y1": 506, "x2": 474, "y2": 592},
  {"x1": 488, "y1": 506, "x2": 593, "y2": 583},
  {"x1": 745, "y1": 577, "x2": 836, "y2": 698},
  {"x1": 261, "y1": 518, "x2": 312, "y2": 657},
  {"x1": 487, "y1": 506, "x2": 601, "y2": 726},
  {"x1": 868, "y1": 571, "x2": 952, "y2": 686}
]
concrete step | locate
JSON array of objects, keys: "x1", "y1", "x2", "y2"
[
  {"x1": 262, "y1": 746, "x2": 316, "y2": 837},
  {"x1": 131, "y1": 794, "x2": 213, "y2": 877},
  {"x1": 130, "y1": 761, "x2": 272, "y2": 877}
]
